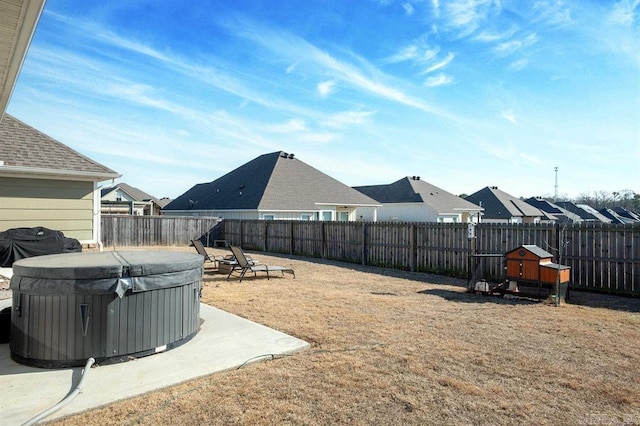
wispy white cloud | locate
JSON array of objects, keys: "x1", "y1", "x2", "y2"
[
  {"x1": 500, "y1": 110, "x2": 518, "y2": 125},
  {"x1": 317, "y1": 80, "x2": 336, "y2": 97},
  {"x1": 508, "y1": 58, "x2": 529, "y2": 71},
  {"x1": 608, "y1": 0, "x2": 640, "y2": 26},
  {"x1": 432, "y1": 0, "x2": 440, "y2": 17},
  {"x1": 383, "y1": 42, "x2": 440, "y2": 66},
  {"x1": 493, "y1": 33, "x2": 538, "y2": 56},
  {"x1": 531, "y1": 0, "x2": 574, "y2": 27},
  {"x1": 423, "y1": 52, "x2": 455, "y2": 73},
  {"x1": 268, "y1": 118, "x2": 309, "y2": 133},
  {"x1": 383, "y1": 45, "x2": 419, "y2": 63},
  {"x1": 424, "y1": 73, "x2": 454, "y2": 87},
  {"x1": 478, "y1": 140, "x2": 542, "y2": 165},
  {"x1": 322, "y1": 110, "x2": 376, "y2": 128},
  {"x1": 441, "y1": 0, "x2": 500, "y2": 38},
  {"x1": 402, "y1": 2, "x2": 415, "y2": 16},
  {"x1": 473, "y1": 28, "x2": 518, "y2": 43},
  {"x1": 225, "y1": 19, "x2": 454, "y2": 118},
  {"x1": 46, "y1": 11, "x2": 329, "y2": 115}
]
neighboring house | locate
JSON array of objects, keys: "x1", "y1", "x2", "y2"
[
  {"x1": 0, "y1": 0, "x2": 46, "y2": 118},
  {"x1": 158, "y1": 197, "x2": 173, "y2": 209},
  {"x1": 612, "y1": 207, "x2": 640, "y2": 222},
  {"x1": 524, "y1": 197, "x2": 582, "y2": 224},
  {"x1": 555, "y1": 201, "x2": 609, "y2": 223},
  {"x1": 465, "y1": 186, "x2": 543, "y2": 224},
  {"x1": 163, "y1": 151, "x2": 380, "y2": 221},
  {"x1": 576, "y1": 204, "x2": 612, "y2": 224},
  {"x1": 101, "y1": 182, "x2": 164, "y2": 215},
  {"x1": 0, "y1": 115, "x2": 120, "y2": 245},
  {"x1": 599, "y1": 208, "x2": 633, "y2": 224},
  {"x1": 353, "y1": 176, "x2": 483, "y2": 223}
]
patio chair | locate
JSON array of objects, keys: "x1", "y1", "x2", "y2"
[
  {"x1": 228, "y1": 245, "x2": 295, "y2": 282},
  {"x1": 191, "y1": 239, "x2": 228, "y2": 268}
]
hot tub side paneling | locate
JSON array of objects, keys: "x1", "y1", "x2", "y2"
[
  {"x1": 111, "y1": 282, "x2": 200, "y2": 357},
  {"x1": 11, "y1": 280, "x2": 201, "y2": 368},
  {"x1": 11, "y1": 293, "x2": 111, "y2": 365}
]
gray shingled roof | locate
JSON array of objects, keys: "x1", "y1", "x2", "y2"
[
  {"x1": 507, "y1": 244, "x2": 553, "y2": 259},
  {"x1": 354, "y1": 177, "x2": 483, "y2": 214},
  {"x1": 465, "y1": 186, "x2": 543, "y2": 220},
  {"x1": 0, "y1": 114, "x2": 119, "y2": 179},
  {"x1": 165, "y1": 151, "x2": 378, "y2": 211},
  {"x1": 102, "y1": 182, "x2": 160, "y2": 204}
]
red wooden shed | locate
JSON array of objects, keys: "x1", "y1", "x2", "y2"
[
  {"x1": 505, "y1": 245, "x2": 570, "y2": 303},
  {"x1": 505, "y1": 245, "x2": 570, "y2": 285}
]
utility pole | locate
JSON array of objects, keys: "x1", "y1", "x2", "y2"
[{"x1": 554, "y1": 166, "x2": 558, "y2": 202}]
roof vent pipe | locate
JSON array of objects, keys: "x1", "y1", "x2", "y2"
[{"x1": 288, "y1": 153, "x2": 295, "y2": 159}]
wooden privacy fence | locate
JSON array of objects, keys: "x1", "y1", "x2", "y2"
[
  {"x1": 101, "y1": 216, "x2": 640, "y2": 296},
  {"x1": 101, "y1": 215, "x2": 222, "y2": 247}
]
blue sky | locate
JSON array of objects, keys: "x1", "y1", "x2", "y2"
[{"x1": 8, "y1": 0, "x2": 640, "y2": 200}]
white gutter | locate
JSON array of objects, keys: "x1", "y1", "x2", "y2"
[
  {"x1": 314, "y1": 202, "x2": 382, "y2": 207},
  {"x1": 0, "y1": 0, "x2": 47, "y2": 119},
  {"x1": 0, "y1": 164, "x2": 120, "y2": 181}
]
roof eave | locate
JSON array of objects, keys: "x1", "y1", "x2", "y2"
[
  {"x1": 0, "y1": 165, "x2": 121, "y2": 182},
  {"x1": 0, "y1": 0, "x2": 47, "y2": 119},
  {"x1": 315, "y1": 202, "x2": 382, "y2": 207}
]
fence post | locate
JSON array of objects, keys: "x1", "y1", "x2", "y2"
[
  {"x1": 410, "y1": 223, "x2": 416, "y2": 272},
  {"x1": 263, "y1": 220, "x2": 268, "y2": 253},
  {"x1": 290, "y1": 221, "x2": 294, "y2": 255},
  {"x1": 322, "y1": 222, "x2": 327, "y2": 260},
  {"x1": 361, "y1": 221, "x2": 367, "y2": 266}
]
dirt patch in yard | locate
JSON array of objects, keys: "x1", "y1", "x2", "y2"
[{"x1": 34, "y1": 246, "x2": 640, "y2": 425}]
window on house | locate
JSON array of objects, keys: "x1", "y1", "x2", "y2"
[
  {"x1": 301, "y1": 214, "x2": 312, "y2": 221},
  {"x1": 321, "y1": 211, "x2": 332, "y2": 221},
  {"x1": 338, "y1": 212, "x2": 349, "y2": 222},
  {"x1": 264, "y1": 214, "x2": 274, "y2": 221}
]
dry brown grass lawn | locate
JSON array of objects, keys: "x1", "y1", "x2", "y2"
[{"x1": 51, "y1": 246, "x2": 640, "y2": 425}]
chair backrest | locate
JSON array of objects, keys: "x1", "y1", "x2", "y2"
[
  {"x1": 191, "y1": 239, "x2": 209, "y2": 259},
  {"x1": 229, "y1": 246, "x2": 250, "y2": 267}
]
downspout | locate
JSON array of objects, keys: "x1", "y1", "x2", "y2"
[{"x1": 93, "y1": 181, "x2": 102, "y2": 250}]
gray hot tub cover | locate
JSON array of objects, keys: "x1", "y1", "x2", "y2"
[{"x1": 10, "y1": 251, "x2": 204, "y2": 297}]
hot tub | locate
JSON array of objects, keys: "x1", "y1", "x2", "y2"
[{"x1": 9, "y1": 251, "x2": 203, "y2": 368}]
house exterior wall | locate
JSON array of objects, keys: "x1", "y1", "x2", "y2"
[
  {"x1": 101, "y1": 189, "x2": 148, "y2": 215},
  {"x1": 358, "y1": 203, "x2": 475, "y2": 223},
  {"x1": 0, "y1": 177, "x2": 95, "y2": 240},
  {"x1": 162, "y1": 207, "x2": 363, "y2": 221},
  {"x1": 101, "y1": 202, "x2": 146, "y2": 215},
  {"x1": 102, "y1": 189, "x2": 134, "y2": 202},
  {"x1": 481, "y1": 215, "x2": 540, "y2": 224}
]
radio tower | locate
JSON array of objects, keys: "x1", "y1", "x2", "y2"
[{"x1": 554, "y1": 166, "x2": 558, "y2": 202}]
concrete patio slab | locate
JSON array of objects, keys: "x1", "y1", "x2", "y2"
[{"x1": 0, "y1": 299, "x2": 309, "y2": 425}]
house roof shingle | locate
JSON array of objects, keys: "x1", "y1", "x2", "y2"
[
  {"x1": 165, "y1": 151, "x2": 378, "y2": 211},
  {"x1": 0, "y1": 114, "x2": 119, "y2": 180},
  {"x1": 465, "y1": 186, "x2": 543, "y2": 220},
  {"x1": 354, "y1": 177, "x2": 483, "y2": 214},
  {"x1": 101, "y1": 182, "x2": 160, "y2": 204}
]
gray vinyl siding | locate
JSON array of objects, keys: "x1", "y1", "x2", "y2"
[{"x1": 0, "y1": 177, "x2": 94, "y2": 240}]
